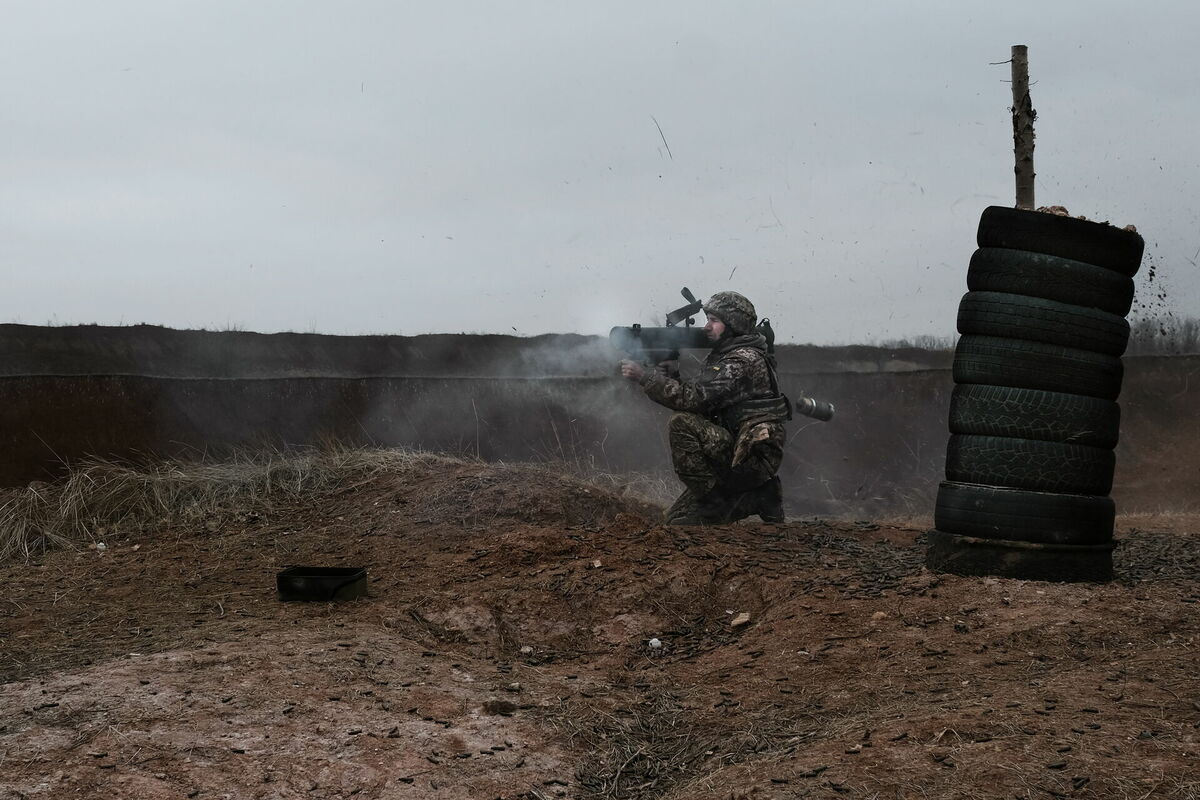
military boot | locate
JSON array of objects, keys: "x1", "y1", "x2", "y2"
[
  {"x1": 747, "y1": 477, "x2": 784, "y2": 523},
  {"x1": 664, "y1": 489, "x2": 698, "y2": 524},
  {"x1": 669, "y1": 488, "x2": 734, "y2": 526}
]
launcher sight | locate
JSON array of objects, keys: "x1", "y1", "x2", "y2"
[{"x1": 610, "y1": 287, "x2": 709, "y2": 364}]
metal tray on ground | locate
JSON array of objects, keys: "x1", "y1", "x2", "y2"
[{"x1": 276, "y1": 566, "x2": 368, "y2": 601}]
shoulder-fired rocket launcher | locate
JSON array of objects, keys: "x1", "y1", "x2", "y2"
[
  {"x1": 609, "y1": 287, "x2": 834, "y2": 422},
  {"x1": 608, "y1": 287, "x2": 709, "y2": 365}
]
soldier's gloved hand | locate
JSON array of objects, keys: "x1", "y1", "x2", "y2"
[
  {"x1": 619, "y1": 360, "x2": 645, "y2": 381},
  {"x1": 656, "y1": 360, "x2": 679, "y2": 379}
]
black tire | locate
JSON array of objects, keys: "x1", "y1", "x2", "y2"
[
  {"x1": 957, "y1": 291, "x2": 1130, "y2": 356},
  {"x1": 968, "y1": 247, "x2": 1135, "y2": 317},
  {"x1": 977, "y1": 206, "x2": 1144, "y2": 276},
  {"x1": 945, "y1": 434, "x2": 1115, "y2": 495},
  {"x1": 948, "y1": 384, "x2": 1120, "y2": 448},
  {"x1": 935, "y1": 481, "x2": 1114, "y2": 545},
  {"x1": 953, "y1": 336, "x2": 1124, "y2": 400},
  {"x1": 925, "y1": 530, "x2": 1114, "y2": 582}
]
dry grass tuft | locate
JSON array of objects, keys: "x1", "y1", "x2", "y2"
[
  {"x1": 550, "y1": 691, "x2": 723, "y2": 799},
  {"x1": 548, "y1": 689, "x2": 821, "y2": 800},
  {"x1": 0, "y1": 446, "x2": 671, "y2": 563},
  {"x1": 549, "y1": 460, "x2": 681, "y2": 510},
  {"x1": 0, "y1": 447, "x2": 458, "y2": 562}
]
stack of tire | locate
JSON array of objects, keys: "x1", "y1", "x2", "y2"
[{"x1": 927, "y1": 206, "x2": 1144, "y2": 582}]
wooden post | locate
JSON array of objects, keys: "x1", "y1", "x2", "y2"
[{"x1": 1011, "y1": 45, "x2": 1036, "y2": 210}]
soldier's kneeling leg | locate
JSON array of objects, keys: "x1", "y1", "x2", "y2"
[
  {"x1": 667, "y1": 413, "x2": 734, "y2": 498},
  {"x1": 725, "y1": 425, "x2": 786, "y2": 522}
]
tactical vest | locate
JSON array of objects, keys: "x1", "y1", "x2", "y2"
[{"x1": 717, "y1": 351, "x2": 792, "y2": 433}]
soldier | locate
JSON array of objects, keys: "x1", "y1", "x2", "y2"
[{"x1": 619, "y1": 291, "x2": 788, "y2": 525}]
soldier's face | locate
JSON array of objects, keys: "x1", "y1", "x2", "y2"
[{"x1": 704, "y1": 314, "x2": 726, "y2": 341}]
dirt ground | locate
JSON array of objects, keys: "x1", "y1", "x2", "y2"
[{"x1": 1, "y1": 459, "x2": 1197, "y2": 799}]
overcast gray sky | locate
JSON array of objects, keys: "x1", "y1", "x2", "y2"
[{"x1": 4, "y1": 1, "x2": 1197, "y2": 344}]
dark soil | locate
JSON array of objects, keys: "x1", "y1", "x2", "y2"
[{"x1": 1, "y1": 461, "x2": 1197, "y2": 799}]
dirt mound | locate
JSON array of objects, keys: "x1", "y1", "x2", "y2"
[
  {"x1": 404, "y1": 462, "x2": 661, "y2": 529},
  {"x1": 1, "y1": 455, "x2": 1197, "y2": 799},
  {"x1": 0, "y1": 450, "x2": 662, "y2": 561}
]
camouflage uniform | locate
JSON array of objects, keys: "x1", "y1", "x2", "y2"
[{"x1": 636, "y1": 292, "x2": 788, "y2": 524}]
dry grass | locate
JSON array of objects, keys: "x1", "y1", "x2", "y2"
[
  {"x1": 561, "y1": 465, "x2": 677, "y2": 508},
  {"x1": 546, "y1": 687, "x2": 832, "y2": 800},
  {"x1": 0, "y1": 446, "x2": 457, "y2": 562},
  {"x1": 549, "y1": 691, "x2": 733, "y2": 800},
  {"x1": 0, "y1": 445, "x2": 673, "y2": 563},
  {"x1": 526, "y1": 412, "x2": 678, "y2": 508}
]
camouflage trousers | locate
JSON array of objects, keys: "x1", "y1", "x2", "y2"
[{"x1": 665, "y1": 412, "x2": 784, "y2": 510}]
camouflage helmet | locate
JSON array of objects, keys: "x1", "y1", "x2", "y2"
[{"x1": 703, "y1": 291, "x2": 757, "y2": 336}]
